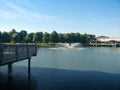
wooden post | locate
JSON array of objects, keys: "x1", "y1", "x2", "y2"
[
  {"x1": 8, "y1": 63, "x2": 12, "y2": 78},
  {"x1": 16, "y1": 45, "x2": 18, "y2": 61},
  {"x1": 28, "y1": 58, "x2": 31, "y2": 77},
  {"x1": 0, "y1": 44, "x2": 3, "y2": 61}
]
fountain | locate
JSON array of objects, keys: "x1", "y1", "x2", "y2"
[
  {"x1": 57, "y1": 43, "x2": 82, "y2": 49},
  {"x1": 49, "y1": 43, "x2": 85, "y2": 50}
]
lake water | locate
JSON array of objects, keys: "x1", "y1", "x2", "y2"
[{"x1": 0, "y1": 47, "x2": 120, "y2": 90}]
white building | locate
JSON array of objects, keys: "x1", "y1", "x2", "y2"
[
  {"x1": 97, "y1": 36, "x2": 120, "y2": 42},
  {"x1": 89, "y1": 36, "x2": 120, "y2": 47}
]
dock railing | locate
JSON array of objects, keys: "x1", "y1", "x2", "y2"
[{"x1": 0, "y1": 44, "x2": 37, "y2": 66}]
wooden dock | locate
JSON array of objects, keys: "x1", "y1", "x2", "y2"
[{"x1": 0, "y1": 44, "x2": 37, "y2": 77}]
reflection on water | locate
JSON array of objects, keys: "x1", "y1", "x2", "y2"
[
  {"x1": 49, "y1": 47, "x2": 86, "y2": 51},
  {"x1": 0, "y1": 66, "x2": 120, "y2": 90},
  {"x1": 0, "y1": 66, "x2": 36, "y2": 90},
  {"x1": 29, "y1": 47, "x2": 120, "y2": 74},
  {"x1": 0, "y1": 47, "x2": 120, "y2": 90}
]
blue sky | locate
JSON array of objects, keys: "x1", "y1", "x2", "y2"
[{"x1": 0, "y1": 0, "x2": 120, "y2": 37}]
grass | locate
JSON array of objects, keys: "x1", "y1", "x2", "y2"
[{"x1": 37, "y1": 43, "x2": 56, "y2": 47}]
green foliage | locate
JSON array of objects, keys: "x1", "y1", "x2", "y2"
[
  {"x1": 0, "y1": 29, "x2": 96, "y2": 44},
  {"x1": 25, "y1": 33, "x2": 34, "y2": 43},
  {"x1": 11, "y1": 33, "x2": 19, "y2": 43},
  {"x1": 50, "y1": 31, "x2": 58, "y2": 43},
  {"x1": 2, "y1": 32, "x2": 10, "y2": 43},
  {"x1": 32, "y1": 32, "x2": 43, "y2": 43},
  {"x1": 19, "y1": 30, "x2": 27, "y2": 43},
  {"x1": 64, "y1": 33, "x2": 71, "y2": 43},
  {"x1": 58, "y1": 33, "x2": 64, "y2": 42},
  {"x1": 9, "y1": 29, "x2": 17, "y2": 36},
  {"x1": 75, "y1": 33, "x2": 81, "y2": 42},
  {"x1": 0, "y1": 31, "x2": 2, "y2": 43},
  {"x1": 42, "y1": 32, "x2": 50, "y2": 43}
]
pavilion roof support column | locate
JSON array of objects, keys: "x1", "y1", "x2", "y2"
[{"x1": 28, "y1": 57, "x2": 31, "y2": 78}]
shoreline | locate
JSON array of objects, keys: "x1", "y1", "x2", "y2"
[
  {"x1": 1, "y1": 43, "x2": 119, "y2": 48},
  {"x1": 37, "y1": 43, "x2": 120, "y2": 48}
]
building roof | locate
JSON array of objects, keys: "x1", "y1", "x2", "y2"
[
  {"x1": 97, "y1": 37, "x2": 120, "y2": 42},
  {"x1": 97, "y1": 36, "x2": 110, "y2": 39}
]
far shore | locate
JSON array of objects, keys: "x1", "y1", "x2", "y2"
[{"x1": 1, "y1": 42, "x2": 119, "y2": 48}]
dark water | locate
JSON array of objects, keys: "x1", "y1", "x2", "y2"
[{"x1": 0, "y1": 47, "x2": 120, "y2": 90}]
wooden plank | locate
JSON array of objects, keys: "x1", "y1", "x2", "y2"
[{"x1": 0, "y1": 44, "x2": 37, "y2": 66}]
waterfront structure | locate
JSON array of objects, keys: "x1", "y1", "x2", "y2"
[
  {"x1": 89, "y1": 36, "x2": 120, "y2": 47},
  {"x1": 0, "y1": 44, "x2": 37, "y2": 77}
]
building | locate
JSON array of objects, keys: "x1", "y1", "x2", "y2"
[
  {"x1": 97, "y1": 36, "x2": 120, "y2": 42},
  {"x1": 89, "y1": 36, "x2": 120, "y2": 47}
]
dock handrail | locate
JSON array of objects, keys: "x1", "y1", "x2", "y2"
[{"x1": 0, "y1": 43, "x2": 37, "y2": 66}]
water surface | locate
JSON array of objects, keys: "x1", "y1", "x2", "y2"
[
  {"x1": 0, "y1": 47, "x2": 120, "y2": 90},
  {"x1": 17, "y1": 47, "x2": 120, "y2": 74}
]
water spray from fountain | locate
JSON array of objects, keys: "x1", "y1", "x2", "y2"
[
  {"x1": 49, "y1": 43, "x2": 85, "y2": 50},
  {"x1": 57, "y1": 43, "x2": 82, "y2": 49}
]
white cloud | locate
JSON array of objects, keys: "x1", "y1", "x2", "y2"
[
  {"x1": 2, "y1": 0, "x2": 53, "y2": 21},
  {"x1": 1, "y1": 0, "x2": 70, "y2": 25},
  {"x1": 4, "y1": 1, "x2": 26, "y2": 13}
]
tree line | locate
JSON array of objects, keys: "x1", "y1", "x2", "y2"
[{"x1": 0, "y1": 29, "x2": 96, "y2": 44}]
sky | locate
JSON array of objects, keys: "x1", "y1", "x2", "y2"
[{"x1": 0, "y1": 0, "x2": 120, "y2": 37}]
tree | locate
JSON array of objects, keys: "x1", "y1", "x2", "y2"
[
  {"x1": 81, "y1": 33, "x2": 91, "y2": 44},
  {"x1": 70, "y1": 33, "x2": 76, "y2": 43},
  {"x1": 42, "y1": 32, "x2": 50, "y2": 43},
  {"x1": 0, "y1": 32, "x2": 2, "y2": 43},
  {"x1": 38, "y1": 32, "x2": 43, "y2": 43},
  {"x1": 11, "y1": 33, "x2": 19, "y2": 43},
  {"x1": 25, "y1": 33, "x2": 34, "y2": 43},
  {"x1": 89, "y1": 34, "x2": 96, "y2": 40},
  {"x1": 50, "y1": 31, "x2": 58, "y2": 43},
  {"x1": 64, "y1": 33, "x2": 71, "y2": 43},
  {"x1": 58, "y1": 33, "x2": 64, "y2": 42},
  {"x1": 2, "y1": 32, "x2": 10, "y2": 43},
  {"x1": 19, "y1": 30, "x2": 27, "y2": 43},
  {"x1": 32, "y1": 32, "x2": 43, "y2": 43},
  {"x1": 0, "y1": 29, "x2": 96, "y2": 44},
  {"x1": 9, "y1": 29, "x2": 17, "y2": 36},
  {"x1": 75, "y1": 33, "x2": 81, "y2": 42}
]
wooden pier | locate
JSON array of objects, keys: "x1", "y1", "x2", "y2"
[{"x1": 0, "y1": 44, "x2": 37, "y2": 77}]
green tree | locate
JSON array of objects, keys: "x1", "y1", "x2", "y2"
[
  {"x1": 89, "y1": 34, "x2": 96, "y2": 40},
  {"x1": 81, "y1": 33, "x2": 91, "y2": 44},
  {"x1": 32, "y1": 32, "x2": 43, "y2": 43},
  {"x1": 25, "y1": 33, "x2": 34, "y2": 43},
  {"x1": 19, "y1": 30, "x2": 27, "y2": 43},
  {"x1": 58, "y1": 33, "x2": 64, "y2": 42},
  {"x1": 64, "y1": 33, "x2": 71, "y2": 43},
  {"x1": 38, "y1": 32, "x2": 43, "y2": 43},
  {"x1": 2, "y1": 32, "x2": 10, "y2": 43},
  {"x1": 42, "y1": 32, "x2": 50, "y2": 43},
  {"x1": 50, "y1": 31, "x2": 58, "y2": 43},
  {"x1": 70, "y1": 33, "x2": 76, "y2": 43},
  {"x1": 11, "y1": 33, "x2": 19, "y2": 43},
  {"x1": 75, "y1": 33, "x2": 81, "y2": 42},
  {"x1": 0, "y1": 32, "x2": 2, "y2": 43},
  {"x1": 0, "y1": 29, "x2": 96, "y2": 44},
  {"x1": 9, "y1": 29, "x2": 17, "y2": 36}
]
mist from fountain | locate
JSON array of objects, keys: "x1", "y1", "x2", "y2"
[
  {"x1": 49, "y1": 43, "x2": 85, "y2": 50},
  {"x1": 51, "y1": 43, "x2": 86, "y2": 50},
  {"x1": 59, "y1": 43, "x2": 81, "y2": 49}
]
